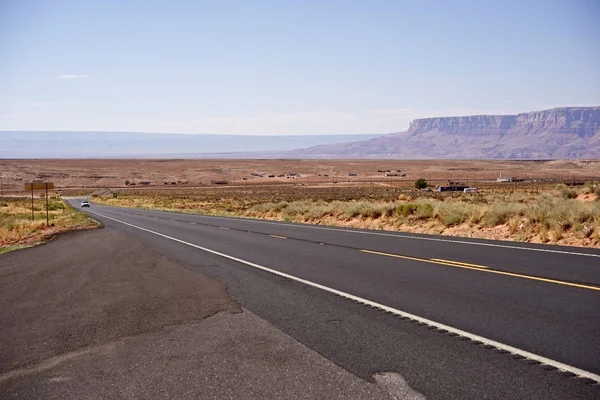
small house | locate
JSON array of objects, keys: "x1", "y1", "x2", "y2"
[{"x1": 497, "y1": 174, "x2": 512, "y2": 183}]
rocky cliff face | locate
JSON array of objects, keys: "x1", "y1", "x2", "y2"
[
  {"x1": 299, "y1": 107, "x2": 600, "y2": 159},
  {"x1": 408, "y1": 107, "x2": 600, "y2": 137},
  {"x1": 408, "y1": 115, "x2": 517, "y2": 134},
  {"x1": 513, "y1": 107, "x2": 600, "y2": 136}
]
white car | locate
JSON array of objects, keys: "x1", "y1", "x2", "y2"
[{"x1": 81, "y1": 200, "x2": 90, "y2": 207}]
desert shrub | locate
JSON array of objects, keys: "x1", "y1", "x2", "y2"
[
  {"x1": 413, "y1": 203, "x2": 434, "y2": 220},
  {"x1": 275, "y1": 201, "x2": 289, "y2": 211},
  {"x1": 547, "y1": 200, "x2": 573, "y2": 231},
  {"x1": 471, "y1": 195, "x2": 488, "y2": 204},
  {"x1": 296, "y1": 201, "x2": 332, "y2": 221},
  {"x1": 554, "y1": 230, "x2": 564, "y2": 241},
  {"x1": 582, "y1": 225, "x2": 595, "y2": 238},
  {"x1": 251, "y1": 201, "x2": 288, "y2": 214},
  {"x1": 280, "y1": 200, "x2": 313, "y2": 219},
  {"x1": 543, "y1": 199, "x2": 600, "y2": 233},
  {"x1": 47, "y1": 201, "x2": 65, "y2": 211},
  {"x1": 3, "y1": 219, "x2": 15, "y2": 231},
  {"x1": 340, "y1": 202, "x2": 363, "y2": 218},
  {"x1": 433, "y1": 202, "x2": 471, "y2": 227},
  {"x1": 573, "y1": 206, "x2": 596, "y2": 224},
  {"x1": 383, "y1": 205, "x2": 396, "y2": 217},
  {"x1": 364, "y1": 208, "x2": 383, "y2": 218},
  {"x1": 483, "y1": 203, "x2": 525, "y2": 227},
  {"x1": 396, "y1": 203, "x2": 417, "y2": 217},
  {"x1": 561, "y1": 189, "x2": 578, "y2": 199},
  {"x1": 583, "y1": 182, "x2": 597, "y2": 194},
  {"x1": 468, "y1": 210, "x2": 485, "y2": 225},
  {"x1": 304, "y1": 202, "x2": 332, "y2": 220},
  {"x1": 395, "y1": 202, "x2": 435, "y2": 221},
  {"x1": 538, "y1": 229, "x2": 549, "y2": 243},
  {"x1": 509, "y1": 218, "x2": 521, "y2": 234},
  {"x1": 443, "y1": 213, "x2": 466, "y2": 227}
]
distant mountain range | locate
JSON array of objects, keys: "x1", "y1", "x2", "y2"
[
  {"x1": 0, "y1": 132, "x2": 380, "y2": 158},
  {"x1": 2, "y1": 107, "x2": 599, "y2": 159},
  {"x1": 296, "y1": 107, "x2": 600, "y2": 159}
]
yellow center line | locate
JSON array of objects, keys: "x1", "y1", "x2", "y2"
[
  {"x1": 219, "y1": 226, "x2": 230, "y2": 230},
  {"x1": 361, "y1": 250, "x2": 458, "y2": 266},
  {"x1": 430, "y1": 258, "x2": 489, "y2": 269},
  {"x1": 269, "y1": 234, "x2": 288, "y2": 239},
  {"x1": 361, "y1": 250, "x2": 600, "y2": 292}
]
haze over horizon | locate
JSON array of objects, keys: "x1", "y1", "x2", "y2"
[{"x1": 1, "y1": 0, "x2": 599, "y2": 135}]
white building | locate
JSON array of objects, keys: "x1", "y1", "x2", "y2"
[{"x1": 497, "y1": 174, "x2": 512, "y2": 182}]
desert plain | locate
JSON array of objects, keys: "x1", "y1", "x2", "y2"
[
  {"x1": 1, "y1": 158, "x2": 600, "y2": 250},
  {"x1": 2, "y1": 158, "x2": 600, "y2": 191}
]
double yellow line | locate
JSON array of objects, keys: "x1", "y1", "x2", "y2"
[
  {"x1": 269, "y1": 234, "x2": 288, "y2": 240},
  {"x1": 360, "y1": 249, "x2": 600, "y2": 292}
]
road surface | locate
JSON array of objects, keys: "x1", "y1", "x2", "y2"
[
  {"x1": 73, "y1": 200, "x2": 600, "y2": 399},
  {"x1": 1, "y1": 228, "x2": 405, "y2": 399}
]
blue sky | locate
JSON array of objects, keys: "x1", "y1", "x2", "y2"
[{"x1": 1, "y1": 0, "x2": 598, "y2": 135}]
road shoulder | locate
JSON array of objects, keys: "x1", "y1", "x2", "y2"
[{"x1": 0, "y1": 228, "x2": 405, "y2": 399}]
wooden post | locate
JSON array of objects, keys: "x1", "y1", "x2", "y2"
[
  {"x1": 31, "y1": 185, "x2": 34, "y2": 221},
  {"x1": 45, "y1": 183, "x2": 49, "y2": 226}
]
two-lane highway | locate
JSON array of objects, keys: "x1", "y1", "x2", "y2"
[{"x1": 73, "y1": 200, "x2": 600, "y2": 399}]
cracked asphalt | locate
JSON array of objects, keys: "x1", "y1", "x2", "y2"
[{"x1": 0, "y1": 228, "x2": 414, "y2": 399}]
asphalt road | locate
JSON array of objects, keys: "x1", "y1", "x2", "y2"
[
  {"x1": 1, "y1": 229, "x2": 404, "y2": 399},
  {"x1": 72, "y1": 200, "x2": 600, "y2": 399}
]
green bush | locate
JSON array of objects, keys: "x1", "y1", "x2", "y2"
[
  {"x1": 47, "y1": 201, "x2": 65, "y2": 211},
  {"x1": 414, "y1": 178, "x2": 428, "y2": 189}
]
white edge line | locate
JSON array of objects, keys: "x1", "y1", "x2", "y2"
[
  {"x1": 105, "y1": 205, "x2": 600, "y2": 259},
  {"x1": 87, "y1": 209, "x2": 600, "y2": 383}
]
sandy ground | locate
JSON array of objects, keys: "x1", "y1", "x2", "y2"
[
  {"x1": 0, "y1": 228, "x2": 415, "y2": 399},
  {"x1": 2, "y1": 159, "x2": 599, "y2": 193}
]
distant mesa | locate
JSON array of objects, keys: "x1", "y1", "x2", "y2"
[
  {"x1": 2, "y1": 106, "x2": 599, "y2": 159},
  {"x1": 298, "y1": 106, "x2": 600, "y2": 159}
]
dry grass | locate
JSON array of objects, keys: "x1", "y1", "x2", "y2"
[
  {"x1": 0, "y1": 197, "x2": 98, "y2": 251},
  {"x1": 95, "y1": 184, "x2": 600, "y2": 248}
]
